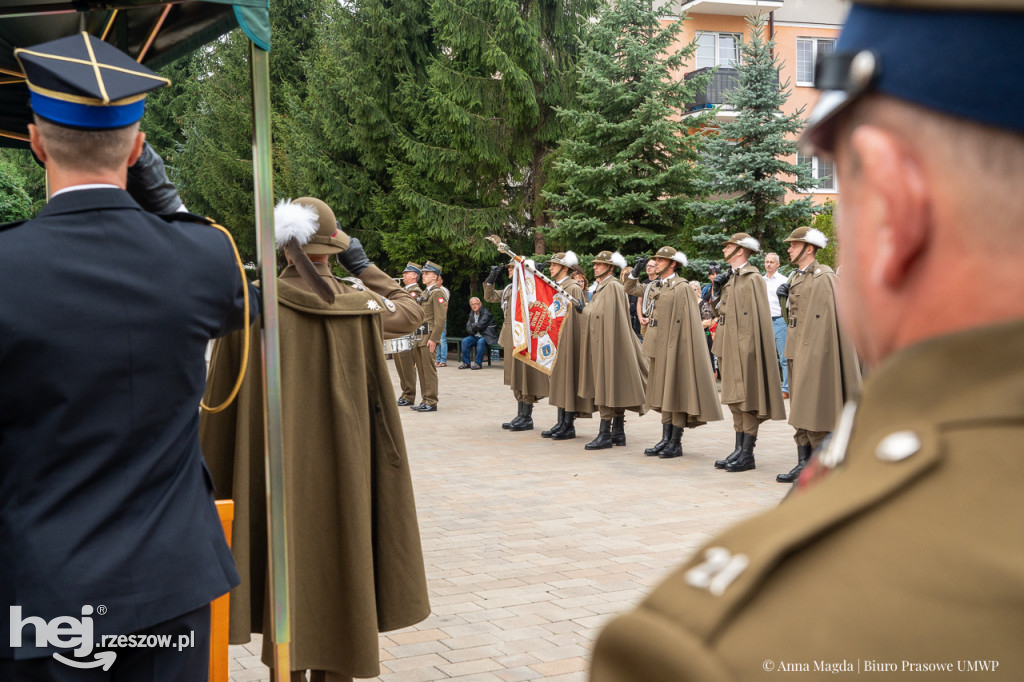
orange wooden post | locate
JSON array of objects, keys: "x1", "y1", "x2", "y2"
[{"x1": 210, "y1": 500, "x2": 234, "y2": 682}]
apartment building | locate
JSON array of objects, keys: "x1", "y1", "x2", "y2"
[{"x1": 665, "y1": 0, "x2": 849, "y2": 204}]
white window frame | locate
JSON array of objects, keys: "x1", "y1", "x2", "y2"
[
  {"x1": 695, "y1": 32, "x2": 742, "y2": 70},
  {"x1": 796, "y1": 37, "x2": 836, "y2": 87},
  {"x1": 797, "y1": 153, "x2": 837, "y2": 193}
]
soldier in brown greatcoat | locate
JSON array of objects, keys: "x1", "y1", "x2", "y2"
[
  {"x1": 578, "y1": 250, "x2": 648, "y2": 450},
  {"x1": 201, "y1": 198, "x2": 429, "y2": 681},
  {"x1": 541, "y1": 251, "x2": 595, "y2": 439},
  {"x1": 775, "y1": 226, "x2": 861, "y2": 483},
  {"x1": 623, "y1": 246, "x2": 723, "y2": 458},
  {"x1": 591, "y1": 2, "x2": 1024, "y2": 678},
  {"x1": 394, "y1": 262, "x2": 423, "y2": 406},
  {"x1": 710, "y1": 233, "x2": 786, "y2": 472},
  {"x1": 410, "y1": 260, "x2": 448, "y2": 412},
  {"x1": 484, "y1": 259, "x2": 550, "y2": 430}
]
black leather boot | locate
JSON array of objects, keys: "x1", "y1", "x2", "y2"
[
  {"x1": 509, "y1": 402, "x2": 534, "y2": 431},
  {"x1": 542, "y1": 408, "x2": 565, "y2": 438},
  {"x1": 777, "y1": 444, "x2": 812, "y2": 483},
  {"x1": 725, "y1": 433, "x2": 757, "y2": 472},
  {"x1": 645, "y1": 423, "x2": 673, "y2": 456},
  {"x1": 715, "y1": 431, "x2": 744, "y2": 469},
  {"x1": 552, "y1": 412, "x2": 576, "y2": 440},
  {"x1": 611, "y1": 415, "x2": 626, "y2": 446},
  {"x1": 503, "y1": 401, "x2": 525, "y2": 429},
  {"x1": 584, "y1": 420, "x2": 613, "y2": 450},
  {"x1": 658, "y1": 426, "x2": 684, "y2": 459}
]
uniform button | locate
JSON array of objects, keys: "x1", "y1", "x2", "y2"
[{"x1": 875, "y1": 431, "x2": 921, "y2": 462}]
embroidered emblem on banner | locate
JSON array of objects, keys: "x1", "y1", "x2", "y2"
[
  {"x1": 528, "y1": 301, "x2": 552, "y2": 339},
  {"x1": 539, "y1": 343, "x2": 553, "y2": 359}
]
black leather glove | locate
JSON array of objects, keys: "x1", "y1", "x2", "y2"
[
  {"x1": 712, "y1": 269, "x2": 732, "y2": 295},
  {"x1": 633, "y1": 255, "x2": 648, "y2": 276},
  {"x1": 335, "y1": 233, "x2": 373, "y2": 276},
  {"x1": 776, "y1": 282, "x2": 790, "y2": 298},
  {"x1": 485, "y1": 265, "x2": 502, "y2": 285},
  {"x1": 127, "y1": 142, "x2": 184, "y2": 214}
]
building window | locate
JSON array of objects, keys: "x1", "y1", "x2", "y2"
[
  {"x1": 798, "y1": 153, "x2": 836, "y2": 192},
  {"x1": 796, "y1": 37, "x2": 835, "y2": 86},
  {"x1": 696, "y1": 32, "x2": 741, "y2": 70}
]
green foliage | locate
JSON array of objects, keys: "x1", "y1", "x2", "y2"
[
  {"x1": 0, "y1": 153, "x2": 33, "y2": 222},
  {"x1": 812, "y1": 199, "x2": 836, "y2": 268},
  {"x1": 543, "y1": 0, "x2": 711, "y2": 255},
  {"x1": 691, "y1": 14, "x2": 818, "y2": 265}
]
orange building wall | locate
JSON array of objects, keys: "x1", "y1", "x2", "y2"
[{"x1": 662, "y1": 14, "x2": 841, "y2": 205}]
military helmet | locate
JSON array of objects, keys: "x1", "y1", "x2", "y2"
[
  {"x1": 274, "y1": 197, "x2": 349, "y2": 255},
  {"x1": 549, "y1": 251, "x2": 579, "y2": 269},
  {"x1": 653, "y1": 245, "x2": 688, "y2": 267},
  {"x1": 593, "y1": 250, "x2": 627, "y2": 268},
  {"x1": 722, "y1": 233, "x2": 761, "y2": 254},
  {"x1": 784, "y1": 226, "x2": 829, "y2": 249},
  {"x1": 803, "y1": 0, "x2": 1024, "y2": 153}
]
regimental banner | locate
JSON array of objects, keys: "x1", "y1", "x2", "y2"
[{"x1": 509, "y1": 260, "x2": 568, "y2": 375}]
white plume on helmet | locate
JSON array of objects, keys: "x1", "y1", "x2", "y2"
[
  {"x1": 738, "y1": 236, "x2": 760, "y2": 253},
  {"x1": 672, "y1": 251, "x2": 688, "y2": 267},
  {"x1": 561, "y1": 250, "x2": 579, "y2": 268},
  {"x1": 274, "y1": 199, "x2": 320, "y2": 250},
  {"x1": 611, "y1": 252, "x2": 627, "y2": 269},
  {"x1": 804, "y1": 228, "x2": 829, "y2": 249}
]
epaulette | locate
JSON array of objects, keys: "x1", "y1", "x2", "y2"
[{"x1": 0, "y1": 219, "x2": 28, "y2": 233}]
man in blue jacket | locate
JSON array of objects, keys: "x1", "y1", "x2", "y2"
[{"x1": 0, "y1": 33, "x2": 258, "y2": 681}]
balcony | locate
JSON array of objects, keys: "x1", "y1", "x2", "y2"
[
  {"x1": 684, "y1": 67, "x2": 740, "y2": 113},
  {"x1": 679, "y1": 0, "x2": 784, "y2": 15}
]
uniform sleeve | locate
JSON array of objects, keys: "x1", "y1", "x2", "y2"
[
  {"x1": 483, "y1": 282, "x2": 501, "y2": 304},
  {"x1": 429, "y1": 290, "x2": 448, "y2": 343},
  {"x1": 622, "y1": 269, "x2": 644, "y2": 297},
  {"x1": 358, "y1": 265, "x2": 424, "y2": 337}
]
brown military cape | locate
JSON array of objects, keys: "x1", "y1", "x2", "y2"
[
  {"x1": 626, "y1": 274, "x2": 722, "y2": 426},
  {"x1": 711, "y1": 264, "x2": 786, "y2": 421},
  {"x1": 591, "y1": 319, "x2": 1024, "y2": 681},
  {"x1": 200, "y1": 264, "x2": 430, "y2": 679},
  {"x1": 547, "y1": 276, "x2": 594, "y2": 416},
  {"x1": 786, "y1": 262, "x2": 861, "y2": 432},
  {"x1": 484, "y1": 281, "x2": 549, "y2": 399},
  {"x1": 394, "y1": 282, "x2": 423, "y2": 399},
  {"x1": 578, "y1": 276, "x2": 648, "y2": 412}
]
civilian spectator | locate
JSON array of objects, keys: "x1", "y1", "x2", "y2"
[
  {"x1": 459, "y1": 297, "x2": 497, "y2": 369},
  {"x1": 435, "y1": 275, "x2": 451, "y2": 367},
  {"x1": 763, "y1": 252, "x2": 790, "y2": 398},
  {"x1": 690, "y1": 279, "x2": 719, "y2": 380}
]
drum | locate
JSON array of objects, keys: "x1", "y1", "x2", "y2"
[{"x1": 383, "y1": 335, "x2": 416, "y2": 354}]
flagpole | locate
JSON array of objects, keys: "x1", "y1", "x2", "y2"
[{"x1": 485, "y1": 235, "x2": 583, "y2": 310}]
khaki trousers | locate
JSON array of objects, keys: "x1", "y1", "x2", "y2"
[
  {"x1": 794, "y1": 427, "x2": 829, "y2": 450},
  {"x1": 414, "y1": 344, "x2": 438, "y2": 406},
  {"x1": 729, "y1": 404, "x2": 760, "y2": 436},
  {"x1": 598, "y1": 405, "x2": 626, "y2": 420},
  {"x1": 395, "y1": 350, "x2": 417, "y2": 401},
  {"x1": 512, "y1": 389, "x2": 541, "y2": 404}
]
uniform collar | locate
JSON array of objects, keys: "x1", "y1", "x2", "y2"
[{"x1": 35, "y1": 186, "x2": 140, "y2": 218}]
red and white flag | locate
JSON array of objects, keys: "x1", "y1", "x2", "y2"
[{"x1": 509, "y1": 260, "x2": 569, "y2": 375}]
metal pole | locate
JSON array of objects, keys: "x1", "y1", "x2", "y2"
[{"x1": 250, "y1": 42, "x2": 291, "y2": 682}]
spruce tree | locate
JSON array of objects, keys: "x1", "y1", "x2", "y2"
[
  {"x1": 690, "y1": 14, "x2": 817, "y2": 267},
  {"x1": 0, "y1": 153, "x2": 33, "y2": 222},
  {"x1": 542, "y1": 0, "x2": 711, "y2": 255}
]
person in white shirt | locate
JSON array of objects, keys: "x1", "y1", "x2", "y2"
[{"x1": 763, "y1": 252, "x2": 789, "y2": 398}]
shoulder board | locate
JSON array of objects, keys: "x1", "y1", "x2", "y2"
[
  {"x1": 157, "y1": 211, "x2": 215, "y2": 226},
  {"x1": 0, "y1": 219, "x2": 28, "y2": 233}
]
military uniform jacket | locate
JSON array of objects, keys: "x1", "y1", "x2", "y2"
[
  {"x1": 625, "y1": 272, "x2": 722, "y2": 425},
  {"x1": 591, "y1": 319, "x2": 1024, "y2": 681},
  {"x1": 200, "y1": 263, "x2": 429, "y2": 678},
  {"x1": 485, "y1": 281, "x2": 550, "y2": 398},
  {"x1": 577, "y1": 276, "x2": 648, "y2": 412},
  {"x1": 711, "y1": 264, "x2": 786, "y2": 420},
  {"x1": 0, "y1": 188, "x2": 255, "y2": 658},
  {"x1": 417, "y1": 283, "x2": 448, "y2": 346},
  {"x1": 547, "y1": 277, "x2": 594, "y2": 415},
  {"x1": 785, "y1": 261, "x2": 862, "y2": 432}
]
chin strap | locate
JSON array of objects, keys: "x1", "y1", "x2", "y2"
[
  {"x1": 200, "y1": 222, "x2": 251, "y2": 414},
  {"x1": 791, "y1": 243, "x2": 811, "y2": 265},
  {"x1": 723, "y1": 244, "x2": 742, "y2": 263}
]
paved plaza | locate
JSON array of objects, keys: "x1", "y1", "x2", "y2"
[{"x1": 229, "y1": 358, "x2": 795, "y2": 681}]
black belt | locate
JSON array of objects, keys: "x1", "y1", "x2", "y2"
[
  {"x1": 772, "y1": 316, "x2": 782, "y2": 320},
  {"x1": 648, "y1": 320, "x2": 658, "y2": 328}
]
